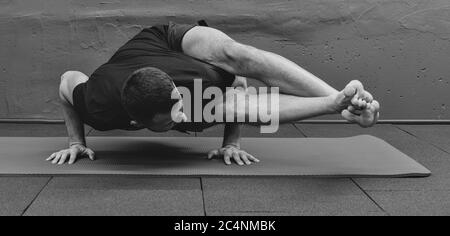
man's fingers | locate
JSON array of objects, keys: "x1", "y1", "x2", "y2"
[
  {"x1": 52, "y1": 152, "x2": 62, "y2": 164},
  {"x1": 87, "y1": 150, "x2": 96, "y2": 161},
  {"x1": 58, "y1": 152, "x2": 69, "y2": 165},
  {"x1": 48, "y1": 148, "x2": 97, "y2": 165},
  {"x1": 209, "y1": 147, "x2": 258, "y2": 166},
  {"x1": 207, "y1": 150, "x2": 219, "y2": 160},
  {"x1": 223, "y1": 153, "x2": 232, "y2": 165},
  {"x1": 68, "y1": 150, "x2": 77, "y2": 165},
  {"x1": 46, "y1": 153, "x2": 56, "y2": 161},
  {"x1": 240, "y1": 153, "x2": 251, "y2": 165},
  {"x1": 247, "y1": 154, "x2": 260, "y2": 163},
  {"x1": 232, "y1": 152, "x2": 244, "y2": 166}
]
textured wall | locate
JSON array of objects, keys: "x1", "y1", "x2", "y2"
[{"x1": 0, "y1": 0, "x2": 449, "y2": 120}]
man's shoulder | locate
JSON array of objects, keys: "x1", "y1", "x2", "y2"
[{"x1": 60, "y1": 71, "x2": 88, "y2": 105}]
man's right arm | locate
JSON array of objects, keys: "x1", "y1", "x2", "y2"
[
  {"x1": 60, "y1": 90, "x2": 86, "y2": 148},
  {"x1": 46, "y1": 72, "x2": 95, "y2": 165}
]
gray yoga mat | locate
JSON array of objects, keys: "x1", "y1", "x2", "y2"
[{"x1": 0, "y1": 135, "x2": 431, "y2": 177}]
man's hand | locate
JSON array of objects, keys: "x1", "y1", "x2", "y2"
[
  {"x1": 207, "y1": 145, "x2": 260, "y2": 166},
  {"x1": 46, "y1": 144, "x2": 95, "y2": 165}
]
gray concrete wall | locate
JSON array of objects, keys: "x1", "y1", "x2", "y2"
[{"x1": 0, "y1": 0, "x2": 449, "y2": 120}]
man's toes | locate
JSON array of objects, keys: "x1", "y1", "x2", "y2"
[
  {"x1": 361, "y1": 91, "x2": 374, "y2": 103},
  {"x1": 348, "y1": 80, "x2": 364, "y2": 91},
  {"x1": 344, "y1": 80, "x2": 365, "y2": 99},
  {"x1": 370, "y1": 101, "x2": 380, "y2": 124},
  {"x1": 341, "y1": 109, "x2": 359, "y2": 123},
  {"x1": 351, "y1": 97, "x2": 367, "y2": 109},
  {"x1": 348, "y1": 105, "x2": 363, "y2": 115},
  {"x1": 343, "y1": 85, "x2": 357, "y2": 97},
  {"x1": 371, "y1": 100, "x2": 380, "y2": 111},
  {"x1": 364, "y1": 101, "x2": 380, "y2": 115},
  {"x1": 359, "y1": 99, "x2": 367, "y2": 108},
  {"x1": 360, "y1": 104, "x2": 379, "y2": 127}
]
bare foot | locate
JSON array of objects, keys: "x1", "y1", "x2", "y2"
[
  {"x1": 342, "y1": 100, "x2": 380, "y2": 128},
  {"x1": 329, "y1": 80, "x2": 380, "y2": 128},
  {"x1": 330, "y1": 80, "x2": 372, "y2": 112}
]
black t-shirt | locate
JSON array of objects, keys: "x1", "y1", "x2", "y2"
[{"x1": 73, "y1": 21, "x2": 235, "y2": 132}]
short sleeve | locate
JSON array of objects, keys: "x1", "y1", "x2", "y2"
[{"x1": 166, "y1": 21, "x2": 198, "y2": 52}]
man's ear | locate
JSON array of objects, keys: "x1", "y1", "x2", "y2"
[
  {"x1": 171, "y1": 110, "x2": 188, "y2": 123},
  {"x1": 178, "y1": 112, "x2": 188, "y2": 123},
  {"x1": 171, "y1": 99, "x2": 188, "y2": 123}
]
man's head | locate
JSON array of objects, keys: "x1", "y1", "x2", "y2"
[{"x1": 122, "y1": 67, "x2": 186, "y2": 132}]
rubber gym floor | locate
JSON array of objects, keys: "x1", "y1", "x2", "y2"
[{"x1": 0, "y1": 123, "x2": 449, "y2": 216}]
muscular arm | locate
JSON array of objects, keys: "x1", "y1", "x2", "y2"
[
  {"x1": 207, "y1": 76, "x2": 262, "y2": 166},
  {"x1": 47, "y1": 71, "x2": 95, "y2": 165},
  {"x1": 60, "y1": 95, "x2": 86, "y2": 146},
  {"x1": 222, "y1": 76, "x2": 247, "y2": 148},
  {"x1": 59, "y1": 71, "x2": 88, "y2": 146},
  {"x1": 182, "y1": 26, "x2": 338, "y2": 97}
]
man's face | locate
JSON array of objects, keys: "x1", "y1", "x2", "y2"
[
  {"x1": 143, "y1": 99, "x2": 187, "y2": 132},
  {"x1": 146, "y1": 112, "x2": 177, "y2": 132}
]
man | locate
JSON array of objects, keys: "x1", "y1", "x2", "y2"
[{"x1": 48, "y1": 21, "x2": 380, "y2": 166}]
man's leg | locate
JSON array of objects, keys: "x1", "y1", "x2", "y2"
[
  {"x1": 183, "y1": 26, "x2": 367, "y2": 99},
  {"x1": 235, "y1": 45, "x2": 339, "y2": 98},
  {"x1": 183, "y1": 26, "x2": 378, "y2": 123},
  {"x1": 223, "y1": 43, "x2": 378, "y2": 106},
  {"x1": 219, "y1": 81, "x2": 379, "y2": 128}
]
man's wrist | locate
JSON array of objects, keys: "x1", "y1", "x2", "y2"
[
  {"x1": 69, "y1": 142, "x2": 86, "y2": 148},
  {"x1": 223, "y1": 143, "x2": 240, "y2": 149}
]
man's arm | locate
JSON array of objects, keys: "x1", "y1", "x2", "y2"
[
  {"x1": 182, "y1": 26, "x2": 338, "y2": 97},
  {"x1": 59, "y1": 72, "x2": 88, "y2": 147},
  {"x1": 46, "y1": 72, "x2": 95, "y2": 165},
  {"x1": 207, "y1": 76, "x2": 260, "y2": 166},
  {"x1": 60, "y1": 93, "x2": 86, "y2": 148},
  {"x1": 222, "y1": 76, "x2": 246, "y2": 150}
]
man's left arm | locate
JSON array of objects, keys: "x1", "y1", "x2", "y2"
[{"x1": 207, "y1": 77, "x2": 260, "y2": 166}]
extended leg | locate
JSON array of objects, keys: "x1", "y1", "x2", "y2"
[
  {"x1": 216, "y1": 81, "x2": 379, "y2": 128},
  {"x1": 183, "y1": 26, "x2": 339, "y2": 97},
  {"x1": 182, "y1": 26, "x2": 378, "y2": 121}
]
